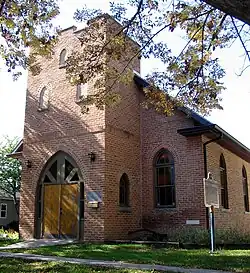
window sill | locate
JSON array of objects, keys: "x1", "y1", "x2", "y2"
[
  {"x1": 221, "y1": 208, "x2": 231, "y2": 212},
  {"x1": 244, "y1": 211, "x2": 250, "y2": 215},
  {"x1": 59, "y1": 64, "x2": 67, "y2": 69},
  {"x1": 75, "y1": 96, "x2": 87, "y2": 104},
  {"x1": 75, "y1": 99, "x2": 85, "y2": 105},
  {"x1": 37, "y1": 107, "x2": 49, "y2": 112},
  {"x1": 119, "y1": 206, "x2": 131, "y2": 213},
  {"x1": 155, "y1": 206, "x2": 176, "y2": 211}
]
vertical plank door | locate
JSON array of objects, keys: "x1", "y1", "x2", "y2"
[
  {"x1": 43, "y1": 185, "x2": 60, "y2": 238},
  {"x1": 60, "y1": 184, "x2": 78, "y2": 238}
]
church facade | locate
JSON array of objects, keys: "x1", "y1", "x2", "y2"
[{"x1": 14, "y1": 15, "x2": 250, "y2": 241}]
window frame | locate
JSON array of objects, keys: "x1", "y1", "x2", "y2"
[
  {"x1": 38, "y1": 86, "x2": 50, "y2": 111},
  {"x1": 154, "y1": 149, "x2": 176, "y2": 208},
  {"x1": 119, "y1": 173, "x2": 130, "y2": 208},
  {"x1": 76, "y1": 83, "x2": 88, "y2": 102},
  {"x1": 242, "y1": 166, "x2": 249, "y2": 212},
  {"x1": 59, "y1": 49, "x2": 67, "y2": 67},
  {"x1": 220, "y1": 154, "x2": 229, "y2": 209},
  {"x1": 79, "y1": 182, "x2": 84, "y2": 219},
  {"x1": 0, "y1": 203, "x2": 7, "y2": 219},
  {"x1": 76, "y1": 84, "x2": 82, "y2": 102}
]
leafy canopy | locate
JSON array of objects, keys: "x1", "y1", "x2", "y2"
[
  {"x1": 0, "y1": 0, "x2": 59, "y2": 79},
  {"x1": 0, "y1": 137, "x2": 21, "y2": 210},
  {"x1": 1, "y1": 0, "x2": 250, "y2": 115},
  {"x1": 71, "y1": 0, "x2": 250, "y2": 115}
]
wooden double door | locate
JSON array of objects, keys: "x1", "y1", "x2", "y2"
[{"x1": 43, "y1": 183, "x2": 78, "y2": 239}]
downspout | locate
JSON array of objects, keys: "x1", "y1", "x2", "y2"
[
  {"x1": 140, "y1": 97, "x2": 143, "y2": 229},
  {"x1": 203, "y1": 131, "x2": 222, "y2": 229},
  {"x1": 203, "y1": 132, "x2": 222, "y2": 178}
]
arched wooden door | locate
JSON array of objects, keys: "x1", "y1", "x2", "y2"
[{"x1": 36, "y1": 152, "x2": 83, "y2": 239}]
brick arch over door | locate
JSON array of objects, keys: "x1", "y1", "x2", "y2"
[{"x1": 35, "y1": 151, "x2": 83, "y2": 239}]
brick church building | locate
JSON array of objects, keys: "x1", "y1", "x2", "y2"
[{"x1": 12, "y1": 14, "x2": 250, "y2": 241}]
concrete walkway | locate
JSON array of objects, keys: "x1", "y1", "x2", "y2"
[
  {"x1": 0, "y1": 239, "x2": 75, "y2": 249},
  {"x1": 0, "y1": 251, "x2": 233, "y2": 273}
]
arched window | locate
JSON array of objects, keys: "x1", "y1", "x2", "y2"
[
  {"x1": 154, "y1": 149, "x2": 175, "y2": 207},
  {"x1": 76, "y1": 83, "x2": 88, "y2": 101},
  {"x1": 39, "y1": 86, "x2": 50, "y2": 110},
  {"x1": 119, "y1": 173, "x2": 129, "y2": 207},
  {"x1": 41, "y1": 153, "x2": 80, "y2": 184},
  {"x1": 36, "y1": 151, "x2": 82, "y2": 239},
  {"x1": 59, "y1": 49, "x2": 67, "y2": 66},
  {"x1": 220, "y1": 154, "x2": 229, "y2": 209},
  {"x1": 242, "y1": 166, "x2": 249, "y2": 212}
]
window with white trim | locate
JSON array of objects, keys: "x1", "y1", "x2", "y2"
[
  {"x1": 38, "y1": 86, "x2": 50, "y2": 110},
  {"x1": 0, "y1": 203, "x2": 7, "y2": 218},
  {"x1": 76, "y1": 83, "x2": 88, "y2": 101},
  {"x1": 59, "y1": 49, "x2": 67, "y2": 67}
]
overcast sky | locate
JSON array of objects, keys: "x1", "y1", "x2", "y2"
[{"x1": 1, "y1": 0, "x2": 250, "y2": 147}]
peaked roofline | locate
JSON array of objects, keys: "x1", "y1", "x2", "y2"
[
  {"x1": 133, "y1": 71, "x2": 250, "y2": 162},
  {"x1": 8, "y1": 139, "x2": 23, "y2": 158}
]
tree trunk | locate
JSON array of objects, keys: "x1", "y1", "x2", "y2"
[{"x1": 204, "y1": 0, "x2": 250, "y2": 25}]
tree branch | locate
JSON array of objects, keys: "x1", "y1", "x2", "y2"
[
  {"x1": 0, "y1": 0, "x2": 6, "y2": 16},
  {"x1": 107, "y1": 8, "x2": 220, "y2": 94},
  {"x1": 231, "y1": 16, "x2": 250, "y2": 64},
  {"x1": 124, "y1": 0, "x2": 143, "y2": 36}
]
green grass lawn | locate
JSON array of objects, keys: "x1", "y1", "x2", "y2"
[
  {"x1": 3, "y1": 243, "x2": 250, "y2": 272},
  {"x1": 0, "y1": 258, "x2": 166, "y2": 273},
  {"x1": 0, "y1": 238, "x2": 20, "y2": 247}
]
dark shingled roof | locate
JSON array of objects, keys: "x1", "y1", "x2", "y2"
[{"x1": 133, "y1": 72, "x2": 250, "y2": 162}]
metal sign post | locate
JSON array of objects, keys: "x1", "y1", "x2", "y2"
[{"x1": 209, "y1": 205, "x2": 215, "y2": 253}]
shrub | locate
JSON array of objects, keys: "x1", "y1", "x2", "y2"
[
  {"x1": 167, "y1": 226, "x2": 250, "y2": 245},
  {"x1": 215, "y1": 228, "x2": 250, "y2": 244},
  {"x1": 0, "y1": 228, "x2": 19, "y2": 240},
  {"x1": 168, "y1": 226, "x2": 209, "y2": 245}
]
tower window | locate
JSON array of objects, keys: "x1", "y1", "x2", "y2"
[{"x1": 59, "y1": 49, "x2": 67, "y2": 67}]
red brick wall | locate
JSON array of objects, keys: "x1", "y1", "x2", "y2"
[
  {"x1": 204, "y1": 136, "x2": 250, "y2": 233},
  {"x1": 20, "y1": 14, "x2": 250, "y2": 241},
  {"x1": 104, "y1": 80, "x2": 142, "y2": 240},
  {"x1": 20, "y1": 15, "x2": 142, "y2": 242},
  {"x1": 20, "y1": 26, "x2": 106, "y2": 240},
  {"x1": 101, "y1": 16, "x2": 142, "y2": 240},
  {"x1": 141, "y1": 109, "x2": 206, "y2": 232}
]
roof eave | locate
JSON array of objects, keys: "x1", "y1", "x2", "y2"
[
  {"x1": 177, "y1": 124, "x2": 216, "y2": 137},
  {"x1": 7, "y1": 151, "x2": 23, "y2": 159},
  {"x1": 178, "y1": 124, "x2": 250, "y2": 162},
  {"x1": 134, "y1": 71, "x2": 250, "y2": 161}
]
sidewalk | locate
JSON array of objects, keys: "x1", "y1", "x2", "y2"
[
  {"x1": 0, "y1": 239, "x2": 75, "y2": 250},
  {"x1": 0, "y1": 251, "x2": 233, "y2": 273}
]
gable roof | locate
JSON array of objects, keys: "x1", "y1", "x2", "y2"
[
  {"x1": 9, "y1": 73, "x2": 250, "y2": 162},
  {"x1": 8, "y1": 139, "x2": 23, "y2": 158},
  {"x1": 0, "y1": 190, "x2": 20, "y2": 201},
  {"x1": 133, "y1": 72, "x2": 250, "y2": 162}
]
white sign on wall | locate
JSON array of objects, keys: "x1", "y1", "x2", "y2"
[{"x1": 186, "y1": 220, "x2": 200, "y2": 225}]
